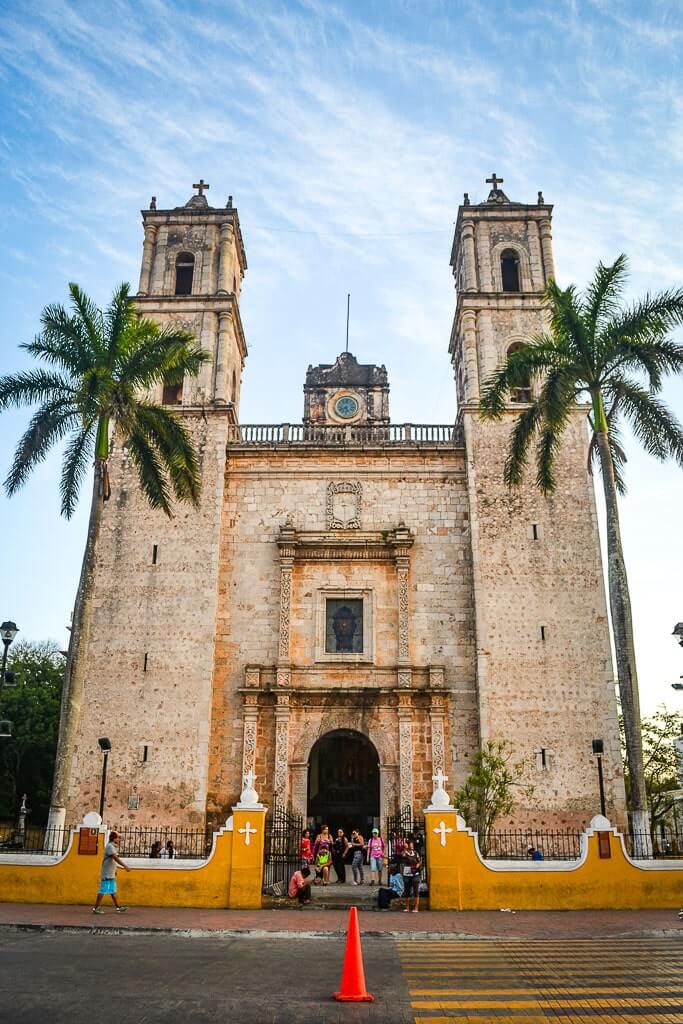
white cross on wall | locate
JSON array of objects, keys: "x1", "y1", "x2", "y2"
[
  {"x1": 238, "y1": 821, "x2": 257, "y2": 846},
  {"x1": 433, "y1": 819, "x2": 453, "y2": 847},
  {"x1": 432, "y1": 770, "x2": 449, "y2": 789}
]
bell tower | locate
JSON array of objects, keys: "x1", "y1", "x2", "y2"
[
  {"x1": 450, "y1": 175, "x2": 626, "y2": 828},
  {"x1": 136, "y1": 180, "x2": 247, "y2": 415}
]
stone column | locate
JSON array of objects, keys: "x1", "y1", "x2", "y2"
[
  {"x1": 529, "y1": 221, "x2": 545, "y2": 291},
  {"x1": 398, "y1": 693, "x2": 414, "y2": 812},
  {"x1": 290, "y1": 762, "x2": 308, "y2": 819},
  {"x1": 277, "y1": 520, "x2": 296, "y2": 689},
  {"x1": 462, "y1": 220, "x2": 477, "y2": 292},
  {"x1": 539, "y1": 219, "x2": 556, "y2": 283},
  {"x1": 241, "y1": 692, "x2": 259, "y2": 787},
  {"x1": 462, "y1": 309, "x2": 480, "y2": 402},
  {"x1": 273, "y1": 693, "x2": 291, "y2": 803},
  {"x1": 149, "y1": 225, "x2": 168, "y2": 294},
  {"x1": 217, "y1": 221, "x2": 234, "y2": 295},
  {"x1": 137, "y1": 224, "x2": 157, "y2": 296},
  {"x1": 477, "y1": 220, "x2": 493, "y2": 290},
  {"x1": 379, "y1": 763, "x2": 398, "y2": 823},
  {"x1": 214, "y1": 310, "x2": 231, "y2": 404},
  {"x1": 429, "y1": 692, "x2": 446, "y2": 776}
]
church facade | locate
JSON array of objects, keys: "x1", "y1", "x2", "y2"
[{"x1": 63, "y1": 178, "x2": 626, "y2": 833}]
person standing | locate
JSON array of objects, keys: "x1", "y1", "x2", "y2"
[
  {"x1": 367, "y1": 827, "x2": 385, "y2": 886},
  {"x1": 92, "y1": 830, "x2": 130, "y2": 914},
  {"x1": 332, "y1": 828, "x2": 349, "y2": 884},
  {"x1": 313, "y1": 824, "x2": 333, "y2": 885},
  {"x1": 401, "y1": 838, "x2": 421, "y2": 913},
  {"x1": 350, "y1": 829, "x2": 365, "y2": 885},
  {"x1": 299, "y1": 828, "x2": 312, "y2": 869}
]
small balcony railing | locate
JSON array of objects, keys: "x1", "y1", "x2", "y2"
[{"x1": 227, "y1": 423, "x2": 461, "y2": 447}]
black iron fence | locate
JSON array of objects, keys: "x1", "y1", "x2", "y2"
[
  {"x1": 262, "y1": 798, "x2": 303, "y2": 894},
  {"x1": 385, "y1": 805, "x2": 428, "y2": 883},
  {"x1": 114, "y1": 826, "x2": 213, "y2": 860},
  {"x1": 481, "y1": 830, "x2": 583, "y2": 860},
  {"x1": 0, "y1": 823, "x2": 71, "y2": 855},
  {"x1": 626, "y1": 832, "x2": 683, "y2": 859}
]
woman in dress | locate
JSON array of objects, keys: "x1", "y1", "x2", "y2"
[
  {"x1": 350, "y1": 829, "x2": 365, "y2": 885},
  {"x1": 401, "y1": 838, "x2": 422, "y2": 913},
  {"x1": 313, "y1": 824, "x2": 333, "y2": 885}
]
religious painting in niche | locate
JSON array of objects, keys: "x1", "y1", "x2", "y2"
[{"x1": 325, "y1": 599, "x2": 363, "y2": 654}]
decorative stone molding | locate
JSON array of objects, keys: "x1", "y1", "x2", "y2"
[
  {"x1": 397, "y1": 669, "x2": 412, "y2": 689},
  {"x1": 274, "y1": 694, "x2": 291, "y2": 802},
  {"x1": 276, "y1": 522, "x2": 414, "y2": 563},
  {"x1": 290, "y1": 762, "x2": 308, "y2": 817},
  {"x1": 398, "y1": 709, "x2": 414, "y2": 811},
  {"x1": 430, "y1": 703, "x2": 446, "y2": 777},
  {"x1": 397, "y1": 563, "x2": 410, "y2": 663},
  {"x1": 276, "y1": 667, "x2": 291, "y2": 688},
  {"x1": 429, "y1": 666, "x2": 446, "y2": 690},
  {"x1": 326, "y1": 481, "x2": 362, "y2": 529},
  {"x1": 278, "y1": 563, "x2": 292, "y2": 663},
  {"x1": 245, "y1": 666, "x2": 261, "y2": 689},
  {"x1": 241, "y1": 693, "x2": 259, "y2": 785}
]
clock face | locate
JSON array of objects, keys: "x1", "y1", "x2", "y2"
[{"x1": 334, "y1": 394, "x2": 359, "y2": 419}]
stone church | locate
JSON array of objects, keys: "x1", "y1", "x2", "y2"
[{"x1": 64, "y1": 176, "x2": 626, "y2": 834}]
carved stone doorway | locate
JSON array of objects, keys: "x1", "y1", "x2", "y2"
[{"x1": 307, "y1": 729, "x2": 380, "y2": 838}]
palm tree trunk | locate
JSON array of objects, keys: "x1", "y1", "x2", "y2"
[
  {"x1": 594, "y1": 425, "x2": 651, "y2": 850},
  {"x1": 46, "y1": 461, "x2": 106, "y2": 832}
]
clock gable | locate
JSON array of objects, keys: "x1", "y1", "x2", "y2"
[{"x1": 303, "y1": 351, "x2": 390, "y2": 426}]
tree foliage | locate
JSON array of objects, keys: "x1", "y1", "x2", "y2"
[
  {"x1": 454, "y1": 740, "x2": 533, "y2": 855},
  {"x1": 0, "y1": 640, "x2": 64, "y2": 824},
  {"x1": 620, "y1": 707, "x2": 683, "y2": 843}
]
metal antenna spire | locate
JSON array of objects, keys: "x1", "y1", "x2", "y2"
[{"x1": 345, "y1": 293, "x2": 350, "y2": 353}]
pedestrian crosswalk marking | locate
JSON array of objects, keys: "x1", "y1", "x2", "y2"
[{"x1": 396, "y1": 937, "x2": 683, "y2": 1022}]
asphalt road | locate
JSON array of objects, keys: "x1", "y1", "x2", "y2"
[{"x1": 1, "y1": 931, "x2": 682, "y2": 1023}]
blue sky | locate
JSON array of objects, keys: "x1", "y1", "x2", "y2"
[{"x1": 0, "y1": 0, "x2": 682, "y2": 712}]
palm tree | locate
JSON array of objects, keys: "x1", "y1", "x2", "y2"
[
  {"x1": 0, "y1": 282, "x2": 208, "y2": 829},
  {"x1": 479, "y1": 255, "x2": 683, "y2": 844}
]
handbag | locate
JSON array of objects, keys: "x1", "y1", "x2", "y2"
[{"x1": 315, "y1": 849, "x2": 331, "y2": 867}]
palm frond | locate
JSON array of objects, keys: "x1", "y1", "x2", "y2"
[
  {"x1": 543, "y1": 279, "x2": 593, "y2": 372},
  {"x1": 127, "y1": 403, "x2": 202, "y2": 506},
  {"x1": 602, "y1": 337, "x2": 683, "y2": 392},
  {"x1": 117, "y1": 326, "x2": 208, "y2": 390},
  {"x1": 583, "y1": 254, "x2": 628, "y2": 340},
  {"x1": 480, "y1": 334, "x2": 567, "y2": 418},
  {"x1": 531, "y1": 366, "x2": 575, "y2": 494},
  {"x1": 60, "y1": 425, "x2": 96, "y2": 519},
  {"x1": 68, "y1": 283, "x2": 106, "y2": 359},
  {"x1": 32, "y1": 301, "x2": 95, "y2": 374},
  {"x1": 124, "y1": 430, "x2": 173, "y2": 516},
  {"x1": 616, "y1": 383, "x2": 683, "y2": 466},
  {"x1": 600, "y1": 289, "x2": 683, "y2": 359},
  {"x1": 4, "y1": 399, "x2": 77, "y2": 496},
  {"x1": 105, "y1": 283, "x2": 134, "y2": 363},
  {"x1": 504, "y1": 402, "x2": 543, "y2": 486},
  {"x1": 0, "y1": 370, "x2": 75, "y2": 411}
]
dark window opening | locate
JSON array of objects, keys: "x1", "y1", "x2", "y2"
[
  {"x1": 162, "y1": 380, "x2": 183, "y2": 405},
  {"x1": 540, "y1": 747, "x2": 547, "y2": 768},
  {"x1": 532, "y1": 523, "x2": 539, "y2": 541},
  {"x1": 507, "y1": 342, "x2": 532, "y2": 403},
  {"x1": 142, "y1": 744, "x2": 149, "y2": 763},
  {"x1": 174, "y1": 251, "x2": 195, "y2": 295},
  {"x1": 152, "y1": 544, "x2": 158, "y2": 565},
  {"x1": 540, "y1": 625, "x2": 546, "y2": 641},
  {"x1": 233, "y1": 275, "x2": 237, "y2": 293},
  {"x1": 501, "y1": 248, "x2": 520, "y2": 292},
  {"x1": 231, "y1": 370, "x2": 237, "y2": 403},
  {"x1": 143, "y1": 653, "x2": 148, "y2": 672}
]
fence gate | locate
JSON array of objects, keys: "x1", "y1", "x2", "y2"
[{"x1": 262, "y1": 798, "x2": 303, "y2": 895}]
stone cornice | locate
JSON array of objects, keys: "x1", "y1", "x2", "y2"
[{"x1": 276, "y1": 523, "x2": 414, "y2": 562}]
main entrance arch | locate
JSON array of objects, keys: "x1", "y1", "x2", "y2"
[{"x1": 307, "y1": 729, "x2": 379, "y2": 837}]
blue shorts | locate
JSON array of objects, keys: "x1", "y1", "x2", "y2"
[
  {"x1": 370, "y1": 856, "x2": 383, "y2": 871},
  {"x1": 98, "y1": 878, "x2": 117, "y2": 895}
]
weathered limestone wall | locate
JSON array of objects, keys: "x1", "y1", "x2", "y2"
[
  {"x1": 65, "y1": 411, "x2": 230, "y2": 827},
  {"x1": 463, "y1": 409, "x2": 626, "y2": 829},
  {"x1": 207, "y1": 447, "x2": 479, "y2": 822}
]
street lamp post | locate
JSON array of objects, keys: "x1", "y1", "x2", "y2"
[
  {"x1": 0, "y1": 621, "x2": 19, "y2": 738},
  {"x1": 592, "y1": 738, "x2": 607, "y2": 817},
  {"x1": 98, "y1": 737, "x2": 111, "y2": 819}
]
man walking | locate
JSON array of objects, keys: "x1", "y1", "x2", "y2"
[{"x1": 92, "y1": 830, "x2": 131, "y2": 913}]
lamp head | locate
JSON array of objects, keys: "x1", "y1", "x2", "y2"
[
  {"x1": 592, "y1": 738, "x2": 604, "y2": 755},
  {"x1": 0, "y1": 622, "x2": 19, "y2": 646},
  {"x1": 98, "y1": 737, "x2": 112, "y2": 752}
]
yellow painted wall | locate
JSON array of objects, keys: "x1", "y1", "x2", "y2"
[
  {"x1": 425, "y1": 810, "x2": 683, "y2": 910},
  {"x1": 0, "y1": 815, "x2": 269, "y2": 909}
]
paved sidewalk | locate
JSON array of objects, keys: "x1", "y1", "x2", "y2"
[{"x1": 0, "y1": 903, "x2": 680, "y2": 937}]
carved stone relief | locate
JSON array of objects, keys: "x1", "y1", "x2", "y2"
[
  {"x1": 430, "y1": 713, "x2": 445, "y2": 776},
  {"x1": 278, "y1": 564, "x2": 292, "y2": 661},
  {"x1": 326, "y1": 481, "x2": 362, "y2": 530},
  {"x1": 397, "y1": 563, "x2": 410, "y2": 662},
  {"x1": 398, "y1": 712, "x2": 414, "y2": 810}
]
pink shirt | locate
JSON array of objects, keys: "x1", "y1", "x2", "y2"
[
  {"x1": 289, "y1": 870, "x2": 307, "y2": 898},
  {"x1": 368, "y1": 836, "x2": 384, "y2": 858}
]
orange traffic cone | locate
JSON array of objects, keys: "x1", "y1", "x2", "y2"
[{"x1": 333, "y1": 906, "x2": 375, "y2": 1002}]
